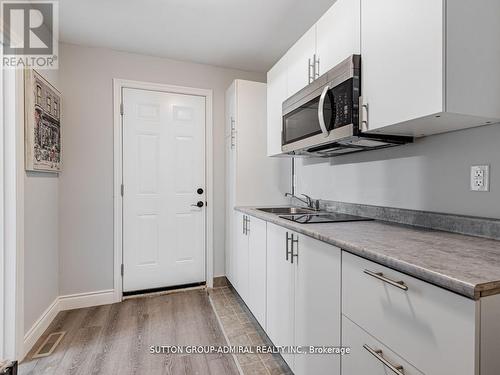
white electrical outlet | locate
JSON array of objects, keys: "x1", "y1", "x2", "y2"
[{"x1": 470, "y1": 165, "x2": 490, "y2": 192}]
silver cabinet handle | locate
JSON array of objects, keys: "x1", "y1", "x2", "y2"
[
  {"x1": 364, "y1": 269, "x2": 408, "y2": 291},
  {"x1": 308, "y1": 57, "x2": 315, "y2": 84},
  {"x1": 314, "y1": 54, "x2": 320, "y2": 79},
  {"x1": 285, "y1": 232, "x2": 292, "y2": 261},
  {"x1": 290, "y1": 234, "x2": 299, "y2": 264},
  {"x1": 230, "y1": 130, "x2": 236, "y2": 149},
  {"x1": 363, "y1": 344, "x2": 405, "y2": 375},
  {"x1": 359, "y1": 96, "x2": 368, "y2": 132},
  {"x1": 318, "y1": 85, "x2": 330, "y2": 137},
  {"x1": 230, "y1": 117, "x2": 236, "y2": 149},
  {"x1": 246, "y1": 217, "x2": 250, "y2": 234},
  {"x1": 243, "y1": 216, "x2": 247, "y2": 235}
]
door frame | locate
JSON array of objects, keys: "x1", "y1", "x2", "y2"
[
  {"x1": 1, "y1": 66, "x2": 25, "y2": 359},
  {"x1": 112, "y1": 79, "x2": 214, "y2": 302}
]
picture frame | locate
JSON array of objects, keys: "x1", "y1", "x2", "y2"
[{"x1": 24, "y1": 69, "x2": 62, "y2": 173}]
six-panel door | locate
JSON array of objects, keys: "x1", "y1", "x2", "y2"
[{"x1": 122, "y1": 88, "x2": 206, "y2": 292}]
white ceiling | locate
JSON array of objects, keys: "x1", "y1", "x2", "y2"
[{"x1": 59, "y1": 0, "x2": 337, "y2": 73}]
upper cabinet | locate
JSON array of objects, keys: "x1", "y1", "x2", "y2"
[
  {"x1": 361, "y1": 0, "x2": 500, "y2": 137},
  {"x1": 267, "y1": 57, "x2": 288, "y2": 157},
  {"x1": 285, "y1": 25, "x2": 317, "y2": 97},
  {"x1": 360, "y1": 0, "x2": 444, "y2": 135},
  {"x1": 267, "y1": 0, "x2": 361, "y2": 156},
  {"x1": 316, "y1": 0, "x2": 360, "y2": 76},
  {"x1": 267, "y1": 0, "x2": 500, "y2": 155}
]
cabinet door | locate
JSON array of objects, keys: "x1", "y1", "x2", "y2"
[
  {"x1": 342, "y1": 251, "x2": 476, "y2": 375},
  {"x1": 234, "y1": 212, "x2": 249, "y2": 299},
  {"x1": 316, "y1": 0, "x2": 360, "y2": 76},
  {"x1": 294, "y1": 235, "x2": 341, "y2": 375},
  {"x1": 286, "y1": 25, "x2": 316, "y2": 97},
  {"x1": 225, "y1": 138, "x2": 235, "y2": 285},
  {"x1": 361, "y1": 0, "x2": 444, "y2": 131},
  {"x1": 266, "y1": 223, "x2": 295, "y2": 370},
  {"x1": 247, "y1": 217, "x2": 267, "y2": 329},
  {"x1": 267, "y1": 57, "x2": 287, "y2": 156},
  {"x1": 342, "y1": 317, "x2": 424, "y2": 375}
]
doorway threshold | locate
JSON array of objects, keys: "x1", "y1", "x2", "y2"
[{"x1": 123, "y1": 282, "x2": 206, "y2": 300}]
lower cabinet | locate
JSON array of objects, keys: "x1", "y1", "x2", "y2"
[
  {"x1": 266, "y1": 223, "x2": 295, "y2": 369},
  {"x1": 266, "y1": 222, "x2": 341, "y2": 375},
  {"x1": 231, "y1": 212, "x2": 267, "y2": 329},
  {"x1": 294, "y1": 234, "x2": 341, "y2": 375},
  {"x1": 247, "y1": 216, "x2": 267, "y2": 328},
  {"x1": 342, "y1": 251, "x2": 477, "y2": 375},
  {"x1": 234, "y1": 212, "x2": 249, "y2": 300},
  {"x1": 232, "y1": 212, "x2": 499, "y2": 375},
  {"x1": 342, "y1": 316, "x2": 424, "y2": 375}
]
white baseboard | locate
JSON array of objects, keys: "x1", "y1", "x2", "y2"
[
  {"x1": 23, "y1": 289, "x2": 116, "y2": 359},
  {"x1": 57, "y1": 289, "x2": 116, "y2": 311},
  {"x1": 23, "y1": 297, "x2": 60, "y2": 359}
]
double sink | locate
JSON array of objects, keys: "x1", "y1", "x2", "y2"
[
  {"x1": 257, "y1": 206, "x2": 374, "y2": 224},
  {"x1": 257, "y1": 207, "x2": 318, "y2": 215}
]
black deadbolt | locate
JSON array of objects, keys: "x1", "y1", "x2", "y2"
[
  {"x1": 197, "y1": 188, "x2": 204, "y2": 195},
  {"x1": 196, "y1": 201, "x2": 204, "y2": 208}
]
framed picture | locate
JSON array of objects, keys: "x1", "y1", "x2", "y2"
[{"x1": 25, "y1": 69, "x2": 62, "y2": 173}]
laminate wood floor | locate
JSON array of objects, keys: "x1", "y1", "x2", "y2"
[{"x1": 20, "y1": 289, "x2": 240, "y2": 375}]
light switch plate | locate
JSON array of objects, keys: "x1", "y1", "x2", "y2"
[{"x1": 470, "y1": 165, "x2": 490, "y2": 192}]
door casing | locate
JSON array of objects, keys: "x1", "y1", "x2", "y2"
[{"x1": 112, "y1": 79, "x2": 214, "y2": 301}]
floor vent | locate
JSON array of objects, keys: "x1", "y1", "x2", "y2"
[{"x1": 32, "y1": 331, "x2": 66, "y2": 359}]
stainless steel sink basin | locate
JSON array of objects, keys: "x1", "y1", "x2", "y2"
[{"x1": 257, "y1": 207, "x2": 317, "y2": 215}]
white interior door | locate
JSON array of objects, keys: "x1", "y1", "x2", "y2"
[{"x1": 122, "y1": 88, "x2": 206, "y2": 292}]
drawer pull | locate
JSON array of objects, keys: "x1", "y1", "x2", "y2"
[
  {"x1": 363, "y1": 344, "x2": 405, "y2": 375},
  {"x1": 364, "y1": 269, "x2": 408, "y2": 291}
]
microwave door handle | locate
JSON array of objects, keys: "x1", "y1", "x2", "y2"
[{"x1": 318, "y1": 86, "x2": 330, "y2": 137}]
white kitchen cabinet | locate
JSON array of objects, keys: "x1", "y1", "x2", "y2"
[
  {"x1": 266, "y1": 57, "x2": 288, "y2": 157},
  {"x1": 294, "y1": 235, "x2": 341, "y2": 375},
  {"x1": 225, "y1": 80, "x2": 288, "y2": 282},
  {"x1": 266, "y1": 0, "x2": 361, "y2": 156},
  {"x1": 247, "y1": 216, "x2": 267, "y2": 329},
  {"x1": 342, "y1": 251, "x2": 477, "y2": 375},
  {"x1": 342, "y1": 316, "x2": 424, "y2": 375},
  {"x1": 315, "y1": 0, "x2": 360, "y2": 76},
  {"x1": 232, "y1": 212, "x2": 249, "y2": 300},
  {"x1": 266, "y1": 223, "x2": 295, "y2": 370},
  {"x1": 285, "y1": 25, "x2": 316, "y2": 97},
  {"x1": 232, "y1": 213, "x2": 268, "y2": 329},
  {"x1": 361, "y1": 0, "x2": 500, "y2": 136},
  {"x1": 266, "y1": 222, "x2": 342, "y2": 374}
]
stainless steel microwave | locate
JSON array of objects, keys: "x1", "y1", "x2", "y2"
[{"x1": 281, "y1": 55, "x2": 412, "y2": 157}]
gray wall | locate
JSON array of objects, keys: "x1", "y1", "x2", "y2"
[
  {"x1": 24, "y1": 70, "x2": 60, "y2": 333},
  {"x1": 296, "y1": 123, "x2": 500, "y2": 219},
  {"x1": 58, "y1": 43, "x2": 265, "y2": 295}
]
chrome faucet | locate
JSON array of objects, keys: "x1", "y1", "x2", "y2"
[{"x1": 285, "y1": 193, "x2": 320, "y2": 211}]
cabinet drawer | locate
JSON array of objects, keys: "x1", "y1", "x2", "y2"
[
  {"x1": 342, "y1": 316, "x2": 424, "y2": 375},
  {"x1": 342, "y1": 251, "x2": 477, "y2": 375}
]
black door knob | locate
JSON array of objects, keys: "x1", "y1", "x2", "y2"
[
  {"x1": 191, "y1": 201, "x2": 204, "y2": 208},
  {"x1": 197, "y1": 188, "x2": 204, "y2": 194}
]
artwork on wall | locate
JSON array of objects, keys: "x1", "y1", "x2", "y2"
[{"x1": 25, "y1": 69, "x2": 62, "y2": 173}]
